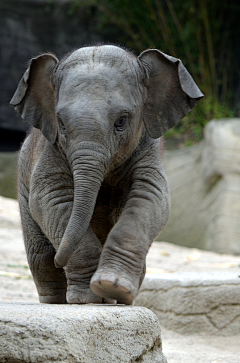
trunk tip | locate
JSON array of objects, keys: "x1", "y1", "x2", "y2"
[{"x1": 54, "y1": 254, "x2": 68, "y2": 269}]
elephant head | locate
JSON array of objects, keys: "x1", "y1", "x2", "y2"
[{"x1": 10, "y1": 45, "x2": 203, "y2": 268}]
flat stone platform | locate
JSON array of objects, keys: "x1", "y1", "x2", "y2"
[
  {"x1": 0, "y1": 302, "x2": 166, "y2": 363},
  {"x1": 134, "y1": 272, "x2": 240, "y2": 335}
]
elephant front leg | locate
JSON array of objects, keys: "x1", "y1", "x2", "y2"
[
  {"x1": 90, "y1": 222, "x2": 147, "y2": 305},
  {"x1": 91, "y1": 174, "x2": 170, "y2": 304},
  {"x1": 64, "y1": 226, "x2": 115, "y2": 304}
]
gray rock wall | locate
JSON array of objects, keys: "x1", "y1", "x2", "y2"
[
  {"x1": 134, "y1": 272, "x2": 240, "y2": 335},
  {"x1": 159, "y1": 118, "x2": 240, "y2": 255}
]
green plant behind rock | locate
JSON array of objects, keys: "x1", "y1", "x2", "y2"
[
  {"x1": 0, "y1": 153, "x2": 18, "y2": 199},
  {"x1": 165, "y1": 97, "x2": 235, "y2": 146}
]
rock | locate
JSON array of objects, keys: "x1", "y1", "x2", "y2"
[
  {"x1": 201, "y1": 119, "x2": 240, "y2": 254},
  {"x1": 159, "y1": 118, "x2": 240, "y2": 254},
  {"x1": 134, "y1": 272, "x2": 240, "y2": 335},
  {"x1": 158, "y1": 141, "x2": 207, "y2": 250},
  {"x1": 202, "y1": 119, "x2": 240, "y2": 182},
  {"x1": 0, "y1": 302, "x2": 167, "y2": 363}
]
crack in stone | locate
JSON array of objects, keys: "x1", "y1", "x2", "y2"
[
  {"x1": 136, "y1": 301, "x2": 240, "y2": 334},
  {"x1": 206, "y1": 306, "x2": 240, "y2": 330},
  {"x1": 145, "y1": 303, "x2": 240, "y2": 317},
  {"x1": 129, "y1": 337, "x2": 162, "y2": 363}
]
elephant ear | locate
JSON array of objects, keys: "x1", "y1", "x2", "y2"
[
  {"x1": 138, "y1": 49, "x2": 204, "y2": 139},
  {"x1": 10, "y1": 53, "x2": 59, "y2": 144}
]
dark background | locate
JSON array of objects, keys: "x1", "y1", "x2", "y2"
[{"x1": 0, "y1": 0, "x2": 111, "y2": 151}]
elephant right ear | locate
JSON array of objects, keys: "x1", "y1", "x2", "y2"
[
  {"x1": 138, "y1": 49, "x2": 204, "y2": 139},
  {"x1": 10, "y1": 53, "x2": 59, "y2": 144}
]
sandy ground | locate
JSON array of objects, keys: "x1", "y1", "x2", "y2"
[{"x1": 0, "y1": 195, "x2": 240, "y2": 362}]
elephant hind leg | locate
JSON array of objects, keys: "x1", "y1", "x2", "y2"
[{"x1": 19, "y1": 195, "x2": 67, "y2": 304}]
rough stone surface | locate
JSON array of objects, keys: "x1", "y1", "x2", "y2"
[
  {"x1": 159, "y1": 142, "x2": 205, "y2": 248},
  {"x1": 134, "y1": 272, "x2": 240, "y2": 335},
  {"x1": 0, "y1": 302, "x2": 166, "y2": 363},
  {"x1": 159, "y1": 118, "x2": 240, "y2": 254},
  {"x1": 201, "y1": 119, "x2": 240, "y2": 254}
]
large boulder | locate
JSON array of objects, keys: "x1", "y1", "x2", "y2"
[
  {"x1": 159, "y1": 118, "x2": 240, "y2": 254},
  {"x1": 0, "y1": 302, "x2": 167, "y2": 363}
]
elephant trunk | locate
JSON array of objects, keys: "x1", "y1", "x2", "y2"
[{"x1": 54, "y1": 150, "x2": 107, "y2": 268}]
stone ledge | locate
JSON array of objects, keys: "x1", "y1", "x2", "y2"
[
  {"x1": 134, "y1": 272, "x2": 240, "y2": 335},
  {"x1": 0, "y1": 302, "x2": 167, "y2": 363}
]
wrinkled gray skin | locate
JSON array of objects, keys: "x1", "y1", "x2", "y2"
[{"x1": 10, "y1": 45, "x2": 203, "y2": 304}]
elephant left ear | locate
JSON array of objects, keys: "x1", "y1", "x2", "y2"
[
  {"x1": 10, "y1": 53, "x2": 59, "y2": 144},
  {"x1": 138, "y1": 49, "x2": 204, "y2": 139}
]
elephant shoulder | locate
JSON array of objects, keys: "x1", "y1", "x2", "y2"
[{"x1": 18, "y1": 128, "x2": 59, "y2": 194}]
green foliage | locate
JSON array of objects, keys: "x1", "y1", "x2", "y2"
[
  {"x1": 67, "y1": 1, "x2": 83, "y2": 16},
  {"x1": 164, "y1": 97, "x2": 234, "y2": 146},
  {"x1": 7, "y1": 264, "x2": 29, "y2": 270},
  {"x1": 44, "y1": 0, "x2": 54, "y2": 13},
  {"x1": 0, "y1": 153, "x2": 18, "y2": 199},
  {"x1": 69, "y1": 0, "x2": 240, "y2": 144}
]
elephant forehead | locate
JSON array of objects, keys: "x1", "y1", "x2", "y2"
[
  {"x1": 57, "y1": 46, "x2": 142, "y2": 90},
  {"x1": 59, "y1": 45, "x2": 137, "y2": 69},
  {"x1": 59, "y1": 68, "x2": 137, "y2": 95},
  {"x1": 57, "y1": 67, "x2": 143, "y2": 109}
]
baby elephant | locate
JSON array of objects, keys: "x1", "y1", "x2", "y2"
[{"x1": 11, "y1": 45, "x2": 203, "y2": 305}]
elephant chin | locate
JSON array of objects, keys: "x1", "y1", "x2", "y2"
[{"x1": 54, "y1": 156, "x2": 106, "y2": 268}]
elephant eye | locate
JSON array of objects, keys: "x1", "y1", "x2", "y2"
[{"x1": 114, "y1": 116, "x2": 127, "y2": 130}]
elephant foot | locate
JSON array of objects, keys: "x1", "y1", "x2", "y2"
[
  {"x1": 90, "y1": 269, "x2": 138, "y2": 305},
  {"x1": 67, "y1": 286, "x2": 102, "y2": 304},
  {"x1": 39, "y1": 294, "x2": 67, "y2": 304},
  {"x1": 66, "y1": 285, "x2": 116, "y2": 304}
]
